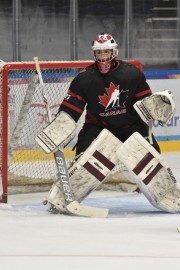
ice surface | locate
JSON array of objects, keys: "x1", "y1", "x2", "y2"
[{"x1": 0, "y1": 152, "x2": 180, "y2": 270}]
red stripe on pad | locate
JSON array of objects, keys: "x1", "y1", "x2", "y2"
[
  {"x1": 133, "y1": 152, "x2": 154, "y2": 175},
  {"x1": 133, "y1": 152, "x2": 163, "y2": 185},
  {"x1": 93, "y1": 151, "x2": 115, "y2": 170},
  {"x1": 143, "y1": 163, "x2": 163, "y2": 185},
  {"x1": 83, "y1": 162, "x2": 105, "y2": 182}
]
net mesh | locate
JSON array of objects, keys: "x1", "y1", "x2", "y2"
[{"x1": 8, "y1": 67, "x2": 82, "y2": 193}]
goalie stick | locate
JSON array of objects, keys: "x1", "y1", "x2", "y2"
[{"x1": 33, "y1": 57, "x2": 108, "y2": 218}]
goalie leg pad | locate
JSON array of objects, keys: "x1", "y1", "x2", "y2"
[
  {"x1": 46, "y1": 129, "x2": 121, "y2": 212},
  {"x1": 35, "y1": 111, "x2": 77, "y2": 153},
  {"x1": 116, "y1": 132, "x2": 180, "y2": 213}
]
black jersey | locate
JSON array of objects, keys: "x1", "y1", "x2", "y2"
[{"x1": 59, "y1": 60, "x2": 152, "y2": 128}]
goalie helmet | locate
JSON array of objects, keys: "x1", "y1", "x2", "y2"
[{"x1": 92, "y1": 33, "x2": 118, "y2": 74}]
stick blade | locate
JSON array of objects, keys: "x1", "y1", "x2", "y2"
[{"x1": 67, "y1": 200, "x2": 109, "y2": 218}]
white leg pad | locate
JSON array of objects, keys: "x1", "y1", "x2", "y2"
[
  {"x1": 47, "y1": 129, "x2": 122, "y2": 212},
  {"x1": 116, "y1": 132, "x2": 180, "y2": 213}
]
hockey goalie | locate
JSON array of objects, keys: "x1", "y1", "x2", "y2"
[{"x1": 35, "y1": 33, "x2": 179, "y2": 215}]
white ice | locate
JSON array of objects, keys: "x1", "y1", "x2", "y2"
[{"x1": 0, "y1": 153, "x2": 180, "y2": 270}]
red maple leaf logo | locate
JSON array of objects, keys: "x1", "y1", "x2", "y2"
[
  {"x1": 96, "y1": 34, "x2": 111, "y2": 44},
  {"x1": 99, "y1": 82, "x2": 119, "y2": 107}
]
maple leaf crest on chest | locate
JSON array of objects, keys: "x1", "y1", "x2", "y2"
[{"x1": 99, "y1": 82, "x2": 119, "y2": 107}]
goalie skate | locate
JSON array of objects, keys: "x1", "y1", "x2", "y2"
[
  {"x1": 45, "y1": 185, "x2": 109, "y2": 218},
  {"x1": 47, "y1": 202, "x2": 60, "y2": 214}
]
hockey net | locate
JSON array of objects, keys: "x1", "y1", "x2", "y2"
[{"x1": 0, "y1": 60, "x2": 143, "y2": 202}]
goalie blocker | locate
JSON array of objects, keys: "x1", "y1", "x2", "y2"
[{"x1": 35, "y1": 111, "x2": 77, "y2": 153}]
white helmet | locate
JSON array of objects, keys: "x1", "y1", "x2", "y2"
[{"x1": 92, "y1": 33, "x2": 118, "y2": 62}]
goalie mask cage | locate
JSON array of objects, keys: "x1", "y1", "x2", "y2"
[{"x1": 0, "y1": 60, "x2": 143, "y2": 203}]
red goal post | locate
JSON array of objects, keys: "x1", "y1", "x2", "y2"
[{"x1": 0, "y1": 60, "x2": 143, "y2": 203}]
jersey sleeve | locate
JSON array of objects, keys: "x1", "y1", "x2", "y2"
[
  {"x1": 58, "y1": 75, "x2": 87, "y2": 122},
  {"x1": 133, "y1": 72, "x2": 152, "y2": 102}
]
